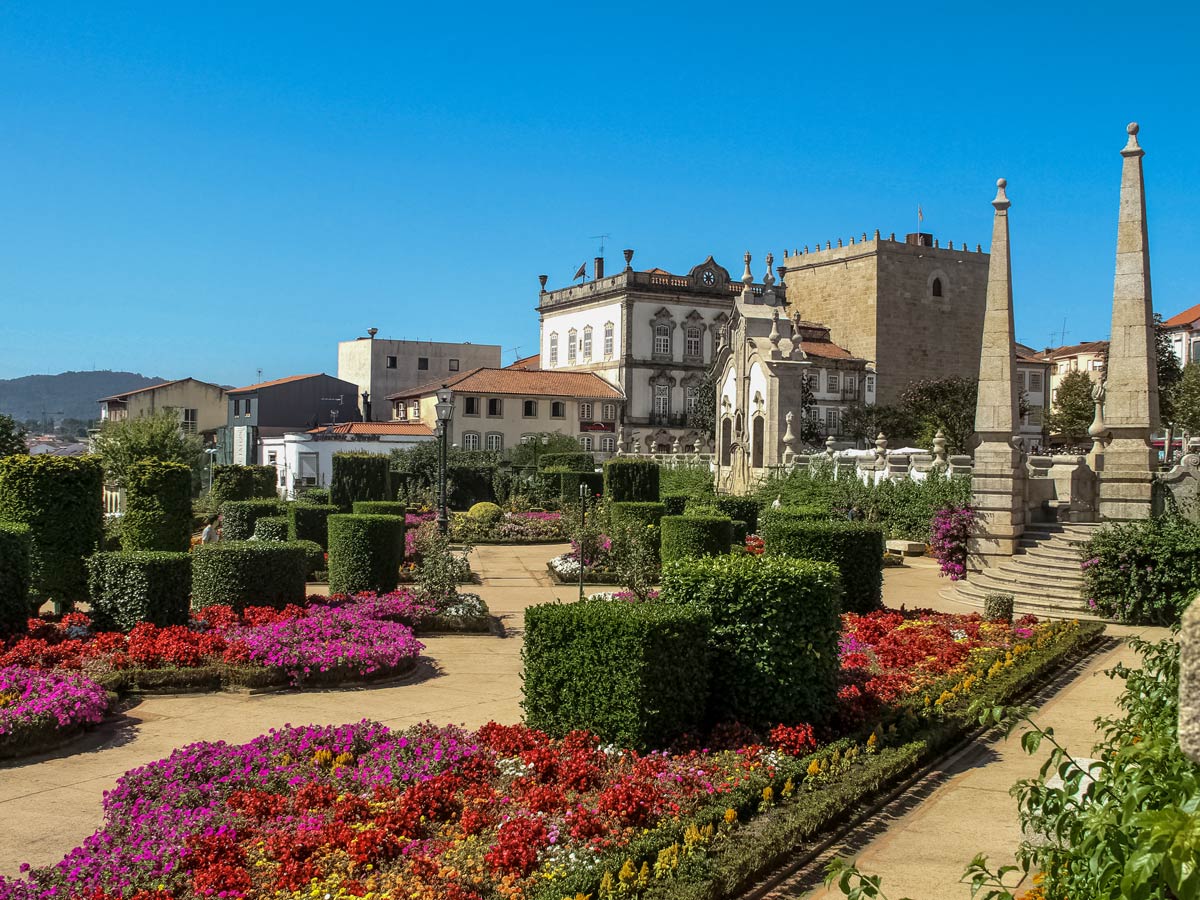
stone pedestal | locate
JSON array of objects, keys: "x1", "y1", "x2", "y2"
[
  {"x1": 970, "y1": 441, "x2": 1027, "y2": 567},
  {"x1": 1097, "y1": 434, "x2": 1157, "y2": 520}
]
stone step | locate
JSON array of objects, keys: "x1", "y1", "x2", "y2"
[
  {"x1": 951, "y1": 576, "x2": 1089, "y2": 608},
  {"x1": 991, "y1": 564, "x2": 1085, "y2": 592},
  {"x1": 1012, "y1": 546, "x2": 1084, "y2": 567},
  {"x1": 968, "y1": 570, "x2": 1086, "y2": 603},
  {"x1": 1016, "y1": 542, "x2": 1084, "y2": 561},
  {"x1": 1005, "y1": 556, "x2": 1085, "y2": 577},
  {"x1": 942, "y1": 584, "x2": 1099, "y2": 620}
]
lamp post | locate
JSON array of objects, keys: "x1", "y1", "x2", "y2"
[
  {"x1": 204, "y1": 448, "x2": 218, "y2": 493},
  {"x1": 578, "y1": 481, "x2": 587, "y2": 602},
  {"x1": 434, "y1": 385, "x2": 454, "y2": 535}
]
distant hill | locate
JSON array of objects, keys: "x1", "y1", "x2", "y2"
[{"x1": 0, "y1": 370, "x2": 166, "y2": 423}]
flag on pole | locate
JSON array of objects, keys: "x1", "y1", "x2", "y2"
[
  {"x1": 573, "y1": 262, "x2": 587, "y2": 281},
  {"x1": 918, "y1": 205, "x2": 924, "y2": 223}
]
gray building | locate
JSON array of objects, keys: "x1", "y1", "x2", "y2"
[
  {"x1": 218, "y1": 373, "x2": 361, "y2": 464},
  {"x1": 338, "y1": 333, "x2": 502, "y2": 421}
]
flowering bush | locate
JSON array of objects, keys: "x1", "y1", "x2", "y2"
[
  {"x1": 930, "y1": 504, "x2": 976, "y2": 580},
  {"x1": 1080, "y1": 515, "x2": 1200, "y2": 624},
  {"x1": 0, "y1": 666, "x2": 109, "y2": 751}
]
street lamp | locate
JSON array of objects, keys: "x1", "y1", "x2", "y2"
[
  {"x1": 434, "y1": 385, "x2": 454, "y2": 535},
  {"x1": 204, "y1": 448, "x2": 219, "y2": 493}
]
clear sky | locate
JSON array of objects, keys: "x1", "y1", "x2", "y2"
[{"x1": 0, "y1": 3, "x2": 1197, "y2": 385}]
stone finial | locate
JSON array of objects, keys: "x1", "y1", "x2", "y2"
[
  {"x1": 623, "y1": 248, "x2": 634, "y2": 270},
  {"x1": 742, "y1": 251, "x2": 754, "y2": 285},
  {"x1": 992, "y1": 177, "x2": 1011, "y2": 211},
  {"x1": 874, "y1": 229, "x2": 881, "y2": 240},
  {"x1": 826, "y1": 240, "x2": 831, "y2": 250},
  {"x1": 849, "y1": 236, "x2": 855, "y2": 245},
  {"x1": 777, "y1": 265, "x2": 786, "y2": 285},
  {"x1": 875, "y1": 432, "x2": 888, "y2": 461},
  {"x1": 538, "y1": 274, "x2": 548, "y2": 292},
  {"x1": 976, "y1": 243, "x2": 982, "y2": 252},
  {"x1": 932, "y1": 429, "x2": 948, "y2": 468},
  {"x1": 948, "y1": 240, "x2": 954, "y2": 250},
  {"x1": 769, "y1": 308, "x2": 781, "y2": 348},
  {"x1": 763, "y1": 252, "x2": 775, "y2": 286},
  {"x1": 717, "y1": 319, "x2": 730, "y2": 351},
  {"x1": 782, "y1": 411, "x2": 797, "y2": 464},
  {"x1": 825, "y1": 434, "x2": 837, "y2": 459},
  {"x1": 889, "y1": 232, "x2": 896, "y2": 241},
  {"x1": 672, "y1": 435, "x2": 682, "y2": 454},
  {"x1": 837, "y1": 238, "x2": 843, "y2": 248},
  {"x1": 630, "y1": 434, "x2": 641, "y2": 454},
  {"x1": 862, "y1": 232, "x2": 868, "y2": 242},
  {"x1": 804, "y1": 245, "x2": 809, "y2": 254},
  {"x1": 1123, "y1": 121, "x2": 1143, "y2": 158}
]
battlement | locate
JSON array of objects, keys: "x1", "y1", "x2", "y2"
[{"x1": 779, "y1": 231, "x2": 987, "y2": 271}]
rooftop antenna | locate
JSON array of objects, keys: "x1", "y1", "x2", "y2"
[
  {"x1": 590, "y1": 233, "x2": 611, "y2": 257},
  {"x1": 256, "y1": 368, "x2": 263, "y2": 382},
  {"x1": 320, "y1": 394, "x2": 344, "y2": 427},
  {"x1": 505, "y1": 346, "x2": 523, "y2": 364},
  {"x1": 1050, "y1": 318, "x2": 1070, "y2": 348}
]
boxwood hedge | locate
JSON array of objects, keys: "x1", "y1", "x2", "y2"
[
  {"x1": 603, "y1": 458, "x2": 660, "y2": 502},
  {"x1": 327, "y1": 513, "x2": 406, "y2": 595},
  {"x1": 761, "y1": 518, "x2": 884, "y2": 613},
  {"x1": 210, "y1": 465, "x2": 277, "y2": 508},
  {"x1": 659, "y1": 514, "x2": 733, "y2": 564},
  {"x1": 191, "y1": 541, "x2": 308, "y2": 611},
  {"x1": 288, "y1": 502, "x2": 338, "y2": 548},
  {"x1": 220, "y1": 499, "x2": 285, "y2": 541},
  {"x1": 352, "y1": 501, "x2": 408, "y2": 516},
  {"x1": 661, "y1": 494, "x2": 688, "y2": 516},
  {"x1": 523, "y1": 599, "x2": 711, "y2": 750},
  {"x1": 253, "y1": 516, "x2": 289, "y2": 542},
  {"x1": 86, "y1": 551, "x2": 191, "y2": 631},
  {"x1": 715, "y1": 496, "x2": 762, "y2": 534},
  {"x1": 122, "y1": 460, "x2": 192, "y2": 552},
  {"x1": 538, "y1": 452, "x2": 594, "y2": 472},
  {"x1": 330, "y1": 453, "x2": 392, "y2": 510},
  {"x1": 0, "y1": 523, "x2": 30, "y2": 636},
  {"x1": 556, "y1": 471, "x2": 604, "y2": 502},
  {"x1": 661, "y1": 553, "x2": 842, "y2": 728},
  {"x1": 0, "y1": 454, "x2": 104, "y2": 609}
]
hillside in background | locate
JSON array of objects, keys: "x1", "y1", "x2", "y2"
[{"x1": 0, "y1": 370, "x2": 165, "y2": 423}]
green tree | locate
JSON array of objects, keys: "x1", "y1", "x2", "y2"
[
  {"x1": 841, "y1": 403, "x2": 919, "y2": 447},
  {"x1": 91, "y1": 409, "x2": 203, "y2": 488},
  {"x1": 898, "y1": 377, "x2": 979, "y2": 453},
  {"x1": 504, "y1": 432, "x2": 583, "y2": 468},
  {"x1": 1047, "y1": 369, "x2": 1095, "y2": 444},
  {"x1": 1170, "y1": 363, "x2": 1200, "y2": 434},
  {"x1": 0, "y1": 415, "x2": 28, "y2": 458},
  {"x1": 1155, "y1": 312, "x2": 1183, "y2": 425},
  {"x1": 687, "y1": 363, "x2": 719, "y2": 436}
]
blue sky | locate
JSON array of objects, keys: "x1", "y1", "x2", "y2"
[{"x1": 0, "y1": 3, "x2": 1197, "y2": 385}]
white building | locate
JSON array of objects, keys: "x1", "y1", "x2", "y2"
[{"x1": 1164, "y1": 302, "x2": 1200, "y2": 367}]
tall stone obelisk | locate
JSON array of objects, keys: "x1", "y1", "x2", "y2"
[
  {"x1": 1097, "y1": 123, "x2": 1159, "y2": 521},
  {"x1": 969, "y1": 178, "x2": 1025, "y2": 568}
]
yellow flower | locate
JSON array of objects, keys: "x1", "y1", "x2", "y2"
[
  {"x1": 781, "y1": 777, "x2": 795, "y2": 799},
  {"x1": 617, "y1": 860, "x2": 637, "y2": 887},
  {"x1": 723, "y1": 807, "x2": 738, "y2": 825},
  {"x1": 761, "y1": 786, "x2": 774, "y2": 805},
  {"x1": 806, "y1": 759, "x2": 821, "y2": 777},
  {"x1": 866, "y1": 732, "x2": 878, "y2": 752}
]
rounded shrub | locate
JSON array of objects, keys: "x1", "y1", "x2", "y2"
[
  {"x1": 327, "y1": 514, "x2": 406, "y2": 595},
  {"x1": 0, "y1": 523, "x2": 31, "y2": 636},
  {"x1": 660, "y1": 515, "x2": 733, "y2": 564},
  {"x1": 86, "y1": 551, "x2": 191, "y2": 631},
  {"x1": 984, "y1": 591, "x2": 1015, "y2": 623},
  {"x1": 121, "y1": 460, "x2": 193, "y2": 552},
  {"x1": 254, "y1": 516, "x2": 289, "y2": 542},
  {"x1": 288, "y1": 502, "x2": 338, "y2": 548},
  {"x1": 220, "y1": 499, "x2": 285, "y2": 541},
  {"x1": 603, "y1": 458, "x2": 660, "y2": 502},
  {"x1": 191, "y1": 541, "x2": 308, "y2": 611},
  {"x1": 352, "y1": 501, "x2": 408, "y2": 517},
  {"x1": 0, "y1": 455, "x2": 104, "y2": 609},
  {"x1": 714, "y1": 496, "x2": 762, "y2": 535},
  {"x1": 467, "y1": 501, "x2": 503, "y2": 525},
  {"x1": 760, "y1": 518, "x2": 885, "y2": 613},
  {"x1": 330, "y1": 453, "x2": 392, "y2": 510}
]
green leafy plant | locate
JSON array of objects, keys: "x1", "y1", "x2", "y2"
[
  {"x1": 219, "y1": 499, "x2": 285, "y2": 540},
  {"x1": 0, "y1": 522, "x2": 30, "y2": 635},
  {"x1": 412, "y1": 521, "x2": 473, "y2": 611},
  {"x1": 352, "y1": 500, "x2": 408, "y2": 516},
  {"x1": 659, "y1": 515, "x2": 733, "y2": 565},
  {"x1": 537, "y1": 451, "x2": 595, "y2": 472},
  {"x1": 983, "y1": 592, "x2": 1015, "y2": 623},
  {"x1": 714, "y1": 496, "x2": 762, "y2": 534},
  {"x1": 288, "y1": 502, "x2": 338, "y2": 548},
  {"x1": 0, "y1": 414, "x2": 28, "y2": 458},
  {"x1": 91, "y1": 408, "x2": 203, "y2": 488},
  {"x1": 604, "y1": 458, "x2": 661, "y2": 502},
  {"x1": 662, "y1": 494, "x2": 689, "y2": 516},
  {"x1": 760, "y1": 518, "x2": 884, "y2": 613},
  {"x1": 467, "y1": 501, "x2": 503, "y2": 524},
  {"x1": 1047, "y1": 370, "x2": 1095, "y2": 445},
  {"x1": 253, "y1": 515, "x2": 289, "y2": 542},
  {"x1": 191, "y1": 541, "x2": 308, "y2": 610},
  {"x1": 121, "y1": 460, "x2": 192, "y2": 552},
  {"x1": 658, "y1": 463, "x2": 715, "y2": 501},
  {"x1": 330, "y1": 452, "x2": 392, "y2": 510},
  {"x1": 610, "y1": 520, "x2": 661, "y2": 602},
  {"x1": 1081, "y1": 514, "x2": 1200, "y2": 624},
  {"x1": 208, "y1": 464, "x2": 277, "y2": 509},
  {"x1": 86, "y1": 551, "x2": 191, "y2": 630},
  {"x1": 327, "y1": 513, "x2": 406, "y2": 595}
]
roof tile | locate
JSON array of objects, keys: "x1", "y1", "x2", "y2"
[{"x1": 387, "y1": 367, "x2": 623, "y2": 401}]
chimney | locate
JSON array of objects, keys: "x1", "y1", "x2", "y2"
[
  {"x1": 594, "y1": 256, "x2": 605, "y2": 280},
  {"x1": 905, "y1": 232, "x2": 933, "y2": 247}
]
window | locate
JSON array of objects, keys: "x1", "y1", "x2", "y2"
[
  {"x1": 844, "y1": 376, "x2": 858, "y2": 399},
  {"x1": 579, "y1": 402, "x2": 593, "y2": 420},
  {"x1": 600, "y1": 436, "x2": 615, "y2": 452},
  {"x1": 449, "y1": 359, "x2": 460, "y2": 371},
  {"x1": 549, "y1": 333, "x2": 558, "y2": 367},
  {"x1": 521, "y1": 433, "x2": 537, "y2": 444},
  {"x1": 487, "y1": 398, "x2": 503, "y2": 417},
  {"x1": 1192, "y1": 341, "x2": 1200, "y2": 363},
  {"x1": 182, "y1": 408, "x2": 198, "y2": 433},
  {"x1": 464, "y1": 396, "x2": 480, "y2": 416},
  {"x1": 1090, "y1": 359, "x2": 1104, "y2": 370},
  {"x1": 386, "y1": 356, "x2": 397, "y2": 369},
  {"x1": 865, "y1": 375, "x2": 876, "y2": 393},
  {"x1": 827, "y1": 373, "x2": 839, "y2": 393},
  {"x1": 267, "y1": 451, "x2": 277, "y2": 465},
  {"x1": 826, "y1": 409, "x2": 839, "y2": 434},
  {"x1": 463, "y1": 432, "x2": 480, "y2": 451},
  {"x1": 243, "y1": 399, "x2": 252, "y2": 418},
  {"x1": 410, "y1": 401, "x2": 419, "y2": 419},
  {"x1": 685, "y1": 384, "x2": 698, "y2": 413},
  {"x1": 523, "y1": 399, "x2": 537, "y2": 417},
  {"x1": 233, "y1": 399, "x2": 241, "y2": 417},
  {"x1": 1017, "y1": 371, "x2": 1027, "y2": 391},
  {"x1": 551, "y1": 401, "x2": 566, "y2": 418},
  {"x1": 395, "y1": 403, "x2": 406, "y2": 420},
  {"x1": 807, "y1": 406, "x2": 819, "y2": 422},
  {"x1": 418, "y1": 357, "x2": 429, "y2": 370},
  {"x1": 685, "y1": 327, "x2": 702, "y2": 358},
  {"x1": 654, "y1": 383, "x2": 669, "y2": 418},
  {"x1": 604, "y1": 323, "x2": 614, "y2": 358},
  {"x1": 602, "y1": 403, "x2": 616, "y2": 421},
  {"x1": 583, "y1": 326, "x2": 593, "y2": 359},
  {"x1": 654, "y1": 324, "x2": 671, "y2": 356},
  {"x1": 931, "y1": 277, "x2": 943, "y2": 298},
  {"x1": 1029, "y1": 372, "x2": 1043, "y2": 392},
  {"x1": 1027, "y1": 408, "x2": 1045, "y2": 426},
  {"x1": 486, "y1": 433, "x2": 503, "y2": 451},
  {"x1": 580, "y1": 436, "x2": 593, "y2": 451},
  {"x1": 568, "y1": 330, "x2": 577, "y2": 364}
]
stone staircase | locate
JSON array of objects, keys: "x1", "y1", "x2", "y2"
[{"x1": 944, "y1": 523, "x2": 1101, "y2": 619}]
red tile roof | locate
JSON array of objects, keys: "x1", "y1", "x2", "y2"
[
  {"x1": 387, "y1": 367, "x2": 623, "y2": 401},
  {"x1": 1040, "y1": 340, "x2": 1109, "y2": 359},
  {"x1": 506, "y1": 353, "x2": 541, "y2": 370},
  {"x1": 1164, "y1": 303, "x2": 1200, "y2": 328},
  {"x1": 227, "y1": 374, "x2": 323, "y2": 395},
  {"x1": 306, "y1": 422, "x2": 434, "y2": 436}
]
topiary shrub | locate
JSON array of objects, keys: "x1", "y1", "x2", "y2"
[
  {"x1": 210, "y1": 465, "x2": 278, "y2": 508},
  {"x1": 220, "y1": 499, "x2": 285, "y2": 541},
  {"x1": 0, "y1": 454, "x2": 104, "y2": 610},
  {"x1": 603, "y1": 458, "x2": 660, "y2": 502},
  {"x1": 327, "y1": 514, "x2": 406, "y2": 595},
  {"x1": 300, "y1": 487, "x2": 331, "y2": 505},
  {"x1": 254, "y1": 516, "x2": 289, "y2": 542},
  {"x1": 330, "y1": 453, "x2": 392, "y2": 510},
  {"x1": 538, "y1": 452, "x2": 594, "y2": 472},
  {"x1": 522, "y1": 599, "x2": 711, "y2": 750},
  {"x1": 760, "y1": 518, "x2": 884, "y2": 613},
  {"x1": 86, "y1": 551, "x2": 191, "y2": 631},
  {"x1": 191, "y1": 541, "x2": 308, "y2": 611},
  {"x1": 0, "y1": 523, "x2": 30, "y2": 636},
  {"x1": 660, "y1": 553, "x2": 842, "y2": 728},
  {"x1": 352, "y1": 501, "x2": 408, "y2": 517},
  {"x1": 984, "y1": 591, "x2": 1015, "y2": 623},
  {"x1": 467, "y1": 501, "x2": 503, "y2": 525},
  {"x1": 662, "y1": 494, "x2": 688, "y2": 516},
  {"x1": 659, "y1": 515, "x2": 733, "y2": 564},
  {"x1": 715, "y1": 496, "x2": 762, "y2": 534},
  {"x1": 288, "y1": 502, "x2": 338, "y2": 548},
  {"x1": 292, "y1": 539, "x2": 326, "y2": 579},
  {"x1": 759, "y1": 506, "x2": 830, "y2": 531},
  {"x1": 730, "y1": 519, "x2": 748, "y2": 546},
  {"x1": 122, "y1": 460, "x2": 193, "y2": 552},
  {"x1": 556, "y1": 471, "x2": 604, "y2": 503}
]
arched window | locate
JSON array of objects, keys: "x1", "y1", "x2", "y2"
[
  {"x1": 603, "y1": 322, "x2": 614, "y2": 357},
  {"x1": 602, "y1": 403, "x2": 616, "y2": 421},
  {"x1": 752, "y1": 416, "x2": 765, "y2": 469},
  {"x1": 579, "y1": 435, "x2": 593, "y2": 451},
  {"x1": 654, "y1": 324, "x2": 671, "y2": 356},
  {"x1": 551, "y1": 401, "x2": 566, "y2": 418},
  {"x1": 485, "y1": 433, "x2": 503, "y2": 451},
  {"x1": 931, "y1": 277, "x2": 943, "y2": 297},
  {"x1": 653, "y1": 383, "x2": 670, "y2": 420},
  {"x1": 548, "y1": 333, "x2": 558, "y2": 367},
  {"x1": 600, "y1": 436, "x2": 615, "y2": 452},
  {"x1": 583, "y1": 326, "x2": 593, "y2": 359},
  {"x1": 568, "y1": 330, "x2": 578, "y2": 363},
  {"x1": 720, "y1": 418, "x2": 732, "y2": 466},
  {"x1": 463, "y1": 432, "x2": 481, "y2": 451},
  {"x1": 685, "y1": 384, "x2": 699, "y2": 413}
]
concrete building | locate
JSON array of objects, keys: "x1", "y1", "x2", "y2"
[
  {"x1": 1163, "y1": 302, "x2": 1200, "y2": 366},
  {"x1": 260, "y1": 421, "x2": 434, "y2": 499},
  {"x1": 218, "y1": 373, "x2": 362, "y2": 464},
  {"x1": 1039, "y1": 340, "x2": 1109, "y2": 404},
  {"x1": 98, "y1": 378, "x2": 227, "y2": 441},
  {"x1": 338, "y1": 333, "x2": 501, "y2": 421},
  {"x1": 778, "y1": 232, "x2": 991, "y2": 405},
  {"x1": 387, "y1": 367, "x2": 624, "y2": 456},
  {"x1": 1015, "y1": 343, "x2": 1051, "y2": 446}
]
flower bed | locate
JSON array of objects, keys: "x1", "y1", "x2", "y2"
[
  {"x1": 0, "y1": 666, "x2": 110, "y2": 758},
  {"x1": 0, "y1": 612, "x2": 1105, "y2": 900},
  {"x1": 452, "y1": 510, "x2": 569, "y2": 544}
]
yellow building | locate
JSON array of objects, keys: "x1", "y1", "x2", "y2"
[{"x1": 98, "y1": 378, "x2": 228, "y2": 440}]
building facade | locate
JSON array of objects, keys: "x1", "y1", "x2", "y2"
[
  {"x1": 98, "y1": 378, "x2": 227, "y2": 440},
  {"x1": 1163, "y1": 302, "x2": 1200, "y2": 366},
  {"x1": 387, "y1": 367, "x2": 624, "y2": 456},
  {"x1": 218, "y1": 373, "x2": 362, "y2": 464},
  {"x1": 1015, "y1": 343, "x2": 1051, "y2": 446},
  {"x1": 1039, "y1": 340, "x2": 1109, "y2": 404},
  {"x1": 338, "y1": 334, "x2": 501, "y2": 421},
  {"x1": 778, "y1": 232, "x2": 991, "y2": 405}
]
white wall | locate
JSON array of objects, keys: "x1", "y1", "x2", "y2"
[
  {"x1": 541, "y1": 301, "x2": 624, "y2": 372},
  {"x1": 261, "y1": 432, "x2": 433, "y2": 500}
]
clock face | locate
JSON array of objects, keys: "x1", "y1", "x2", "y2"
[{"x1": 701, "y1": 269, "x2": 716, "y2": 286}]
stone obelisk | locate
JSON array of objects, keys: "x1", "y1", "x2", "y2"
[
  {"x1": 1097, "y1": 123, "x2": 1159, "y2": 521},
  {"x1": 969, "y1": 178, "x2": 1025, "y2": 569}
]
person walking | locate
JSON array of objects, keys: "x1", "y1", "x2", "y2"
[{"x1": 201, "y1": 516, "x2": 220, "y2": 544}]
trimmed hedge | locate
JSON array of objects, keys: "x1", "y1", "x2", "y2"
[
  {"x1": 210, "y1": 465, "x2": 277, "y2": 508},
  {"x1": 330, "y1": 453, "x2": 392, "y2": 510},
  {"x1": 759, "y1": 505, "x2": 830, "y2": 531},
  {"x1": 288, "y1": 502, "x2": 338, "y2": 549},
  {"x1": 538, "y1": 452, "x2": 594, "y2": 472},
  {"x1": 661, "y1": 553, "x2": 842, "y2": 728},
  {"x1": 610, "y1": 501, "x2": 666, "y2": 532},
  {"x1": 122, "y1": 460, "x2": 192, "y2": 552},
  {"x1": 523, "y1": 600, "x2": 711, "y2": 750},
  {"x1": 253, "y1": 516, "x2": 289, "y2": 542},
  {"x1": 220, "y1": 499, "x2": 285, "y2": 541},
  {"x1": 660, "y1": 515, "x2": 733, "y2": 564},
  {"x1": 761, "y1": 518, "x2": 885, "y2": 613},
  {"x1": 661, "y1": 494, "x2": 688, "y2": 516},
  {"x1": 0, "y1": 454, "x2": 104, "y2": 608},
  {"x1": 603, "y1": 458, "x2": 660, "y2": 502},
  {"x1": 327, "y1": 514, "x2": 406, "y2": 595},
  {"x1": 557, "y1": 471, "x2": 604, "y2": 502},
  {"x1": 0, "y1": 523, "x2": 30, "y2": 636},
  {"x1": 86, "y1": 551, "x2": 191, "y2": 631},
  {"x1": 292, "y1": 539, "x2": 326, "y2": 579},
  {"x1": 984, "y1": 591, "x2": 1015, "y2": 623},
  {"x1": 191, "y1": 541, "x2": 308, "y2": 611},
  {"x1": 353, "y1": 501, "x2": 409, "y2": 517},
  {"x1": 714, "y1": 497, "x2": 762, "y2": 534},
  {"x1": 300, "y1": 487, "x2": 331, "y2": 505}
]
